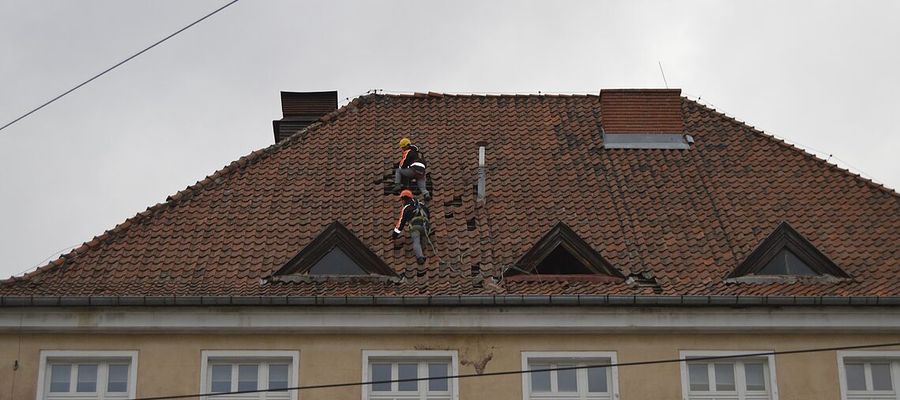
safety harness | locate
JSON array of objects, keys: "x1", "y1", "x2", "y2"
[{"x1": 409, "y1": 200, "x2": 432, "y2": 236}]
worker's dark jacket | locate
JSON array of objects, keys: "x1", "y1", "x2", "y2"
[
  {"x1": 393, "y1": 199, "x2": 430, "y2": 234},
  {"x1": 398, "y1": 145, "x2": 426, "y2": 172}
]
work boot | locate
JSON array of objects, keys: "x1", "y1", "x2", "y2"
[
  {"x1": 391, "y1": 183, "x2": 403, "y2": 194},
  {"x1": 416, "y1": 257, "x2": 426, "y2": 265}
]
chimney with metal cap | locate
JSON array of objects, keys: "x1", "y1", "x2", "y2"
[
  {"x1": 599, "y1": 88, "x2": 690, "y2": 149},
  {"x1": 272, "y1": 91, "x2": 338, "y2": 143}
]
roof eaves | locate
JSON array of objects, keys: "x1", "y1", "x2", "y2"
[{"x1": 4, "y1": 295, "x2": 900, "y2": 307}]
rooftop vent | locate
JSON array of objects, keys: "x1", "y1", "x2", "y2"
[
  {"x1": 600, "y1": 89, "x2": 689, "y2": 149},
  {"x1": 272, "y1": 91, "x2": 338, "y2": 143}
]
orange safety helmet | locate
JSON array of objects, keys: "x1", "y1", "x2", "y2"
[{"x1": 399, "y1": 189, "x2": 414, "y2": 199}]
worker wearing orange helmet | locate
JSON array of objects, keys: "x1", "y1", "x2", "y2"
[
  {"x1": 391, "y1": 189, "x2": 431, "y2": 265},
  {"x1": 392, "y1": 137, "x2": 430, "y2": 200}
]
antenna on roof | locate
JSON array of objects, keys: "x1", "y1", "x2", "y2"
[{"x1": 658, "y1": 61, "x2": 669, "y2": 89}]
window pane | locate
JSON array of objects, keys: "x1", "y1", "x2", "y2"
[
  {"x1": 211, "y1": 365, "x2": 232, "y2": 393},
  {"x1": 744, "y1": 363, "x2": 766, "y2": 391},
  {"x1": 689, "y1": 364, "x2": 709, "y2": 391},
  {"x1": 530, "y1": 364, "x2": 551, "y2": 392},
  {"x1": 238, "y1": 365, "x2": 258, "y2": 391},
  {"x1": 784, "y1": 249, "x2": 817, "y2": 275},
  {"x1": 557, "y1": 365, "x2": 577, "y2": 392},
  {"x1": 872, "y1": 363, "x2": 893, "y2": 391},
  {"x1": 714, "y1": 363, "x2": 735, "y2": 391},
  {"x1": 76, "y1": 364, "x2": 98, "y2": 392},
  {"x1": 50, "y1": 364, "x2": 71, "y2": 392},
  {"x1": 845, "y1": 363, "x2": 866, "y2": 391},
  {"x1": 587, "y1": 366, "x2": 608, "y2": 393},
  {"x1": 268, "y1": 364, "x2": 289, "y2": 391},
  {"x1": 428, "y1": 363, "x2": 448, "y2": 392},
  {"x1": 107, "y1": 364, "x2": 129, "y2": 392},
  {"x1": 397, "y1": 363, "x2": 418, "y2": 391},
  {"x1": 308, "y1": 247, "x2": 367, "y2": 275},
  {"x1": 371, "y1": 363, "x2": 391, "y2": 391}
]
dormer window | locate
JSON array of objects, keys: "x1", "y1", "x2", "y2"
[
  {"x1": 266, "y1": 222, "x2": 397, "y2": 282},
  {"x1": 727, "y1": 221, "x2": 849, "y2": 281},
  {"x1": 757, "y1": 248, "x2": 816, "y2": 276},
  {"x1": 307, "y1": 247, "x2": 367, "y2": 275},
  {"x1": 505, "y1": 222, "x2": 623, "y2": 282},
  {"x1": 534, "y1": 246, "x2": 594, "y2": 275}
]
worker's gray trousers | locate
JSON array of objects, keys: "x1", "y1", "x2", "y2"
[
  {"x1": 410, "y1": 230, "x2": 425, "y2": 259},
  {"x1": 395, "y1": 168, "x2": 429, "y2": 196}
]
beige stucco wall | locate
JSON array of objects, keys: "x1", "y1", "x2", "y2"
[{"x1": 2, "y1": 331, "x2": 899, "y2": 400}]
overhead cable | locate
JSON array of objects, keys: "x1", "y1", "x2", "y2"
[{"x1": 0, "y1": 0, "x2": 241, "y2": 133}]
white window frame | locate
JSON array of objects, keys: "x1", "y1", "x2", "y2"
[
  {"x1": 837, "y1": 350, "x2": 900, "y2": 400},
  {"x1": 679, "y1": 350, "x2": 779, "y2": 400},
  {"x1": 35, "y1": 350, "x2": 139, "y2": 400},
  {"x1": 520, "y1": 351, "x2": 620, "y2": 400},
  {"x1": 361, "y1": 350, "x2": 459, "y2": 400},
  {"x1": 200, "y1": 350, "x2": 300, "y2": 400}
]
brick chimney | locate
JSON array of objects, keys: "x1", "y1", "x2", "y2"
[
  {"x1": 272, "y1": 91, "x2": 338, "y2": 143},
  {"x1": 599, "y1": 89, "x2": 690, "y2": 149}
]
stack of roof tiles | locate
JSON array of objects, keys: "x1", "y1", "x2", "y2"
[{"x1": 2, "y1": 91, "x2": 898, "y2": 297}]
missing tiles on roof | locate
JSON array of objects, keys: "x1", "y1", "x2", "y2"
[
  {"x1": 444, "y1": 195, "x2": 463, "y2": 207},
  {"x1": 466, "y1": 217, "x2": 477, "y2": 231},
  {"x1": 470, "y1": 263, "x2": 481, "y2": 277}
]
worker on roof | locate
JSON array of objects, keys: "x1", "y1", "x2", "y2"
[
  {"x1": 392, "y1": 189, "x2": 431, "y2": 265},
  {"x1": 392, "y1": 137, "x2": 430, "y2": 200}
]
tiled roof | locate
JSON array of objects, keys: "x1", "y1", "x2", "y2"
[{"x1": 2, "y1": 91, "x2": 898, "y2": 298}]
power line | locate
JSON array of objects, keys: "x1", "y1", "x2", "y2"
[
  {"x1": 132, "y1": 341, "x2": 900, "y2": 400},
  {"x1": 0, "y1": 0, "x2": 241, "y2": 134}
]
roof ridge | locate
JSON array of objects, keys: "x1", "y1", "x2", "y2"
[
  {"x1": 683, "y1": 97, "x2": 899, "y2": 199},
  {"x1": 377, "y1": 92, "x2": 599, "y2": 98},
  {"x1": 1, "y1": 94, "x2": 377, "y2": 286}
]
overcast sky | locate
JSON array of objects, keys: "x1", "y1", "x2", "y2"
[{"x1": 1, "y1": 0, "x2": 898, "y2": 280}]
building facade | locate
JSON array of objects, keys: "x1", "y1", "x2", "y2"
[{"x1": 2, "y1": 89, "x2": 899, "y2": 400}]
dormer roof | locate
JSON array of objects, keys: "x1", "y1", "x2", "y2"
[{"x1": 267, "y1": 222, "x2": 397, "y2": 282}]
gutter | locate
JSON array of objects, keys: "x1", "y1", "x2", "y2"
[{"x1": 2, "y1": 295, "x2": 900, "y2": 307}]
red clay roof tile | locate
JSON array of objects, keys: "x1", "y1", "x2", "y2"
[{"x1": 1, "y1": 92, "x2": 898, "y2": 298}]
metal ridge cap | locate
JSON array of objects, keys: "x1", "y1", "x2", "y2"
[{"x1": 3, "y1": 295, "x2": 900, "y2": 307}]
